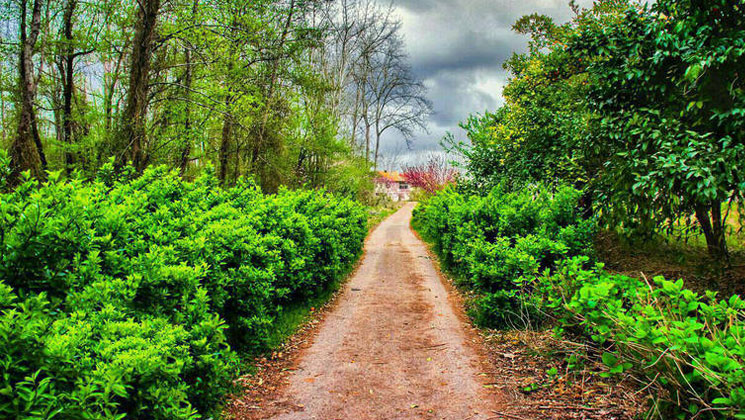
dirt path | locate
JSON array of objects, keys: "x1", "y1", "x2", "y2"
[
  {"x1": 231, "y1": 203, "x2": 643, "y2": 420},
  {"x1": 254, "y1": 202, "x2": 505, "y2": 419}
]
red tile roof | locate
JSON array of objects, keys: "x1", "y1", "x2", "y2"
[{"x1": 377, "y1": 171, "x2": 405, "y2": 183}]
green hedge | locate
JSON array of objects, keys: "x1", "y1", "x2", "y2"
[
  {"x1": 412, "y1": 185, "x2": 594, "y2": 327},
  {"x1": 0, "y1": 165, "x2": 367, "y2": 419},
  {"x1": 413, "y1": 186, "x2": 745, "y2": 418}
]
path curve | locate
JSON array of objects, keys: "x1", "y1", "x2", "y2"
[{"x1": 268, "y1": 203, "x2": 504, "y2": 419}]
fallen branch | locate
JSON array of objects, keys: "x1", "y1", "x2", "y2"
[
  {"x1": 538, "y1": 405, "x2": 601, "y2": 411},
  {"x1": 489, "y1": 411, "x2": 530, "y2": 420}
]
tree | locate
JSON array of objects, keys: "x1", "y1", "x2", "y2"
[
  {"x1": 444, "y1": 6, "x2": 597, "y2": 192},
  {"x1": 56, "y1": 0, "x2": 97, "y2": 174},
  {"x1": 117, "y1": 0, "x2": 161, "y2": 172},
  {"x1": 450, "y1": 0, "x2": 743, "y2": 260},
  {"x1": 402, "y1": 154, "x2": 457, "y2": 195},
  {"x1": 177, "y1": 0, "x2": 199, "y2": 176},
  {"x1": 0, "y1": 0, "x2": 417, "y2": 201},
  {"x1": 313, "y1": 0, "x2": 398, "y2": 149},
  {"x1": 311, "y1": 0, "x2": 429, "y2": 165},
  {"x1": 570, "y1": 0, "x2": 745, "y2": 259},
  {"x1": 367, "y1": 35, "x2": 431, "y2": 168},
  {"x1": 9, "y1": 0, "x2": 47, "y2": 183}
]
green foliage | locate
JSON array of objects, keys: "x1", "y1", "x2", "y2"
[
  {"x1": 444, "y1": 10, "x2": 595, "y2": 192},
  {"x1": 0, "y1": 149, "x2": 10, "y2": 192},
  {"x1": 1, "y1": 0, "x2": 384, "y2": 197},
  {"x1": 415, "y1": 185, "x2": 745, "y2": 418},
  {"x1": 449, "y1": 0, "x2": 745, "y2": 257},
  {"x1": 537, "y1": 257, "x2": 745, "y2": 418},
  {"x1": 0, "y1": 166, "x2": 367, "y2": 419},
  {"x1": 568, "y1": 0, "x2": 745, "y2": 256},
  {"x1": 412, "y1": 185, "x2": 594, "y2": 328}
]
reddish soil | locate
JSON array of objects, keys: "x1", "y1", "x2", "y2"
[{"x1": 228, "y1": 203, "x2": 643, "y2": 420}]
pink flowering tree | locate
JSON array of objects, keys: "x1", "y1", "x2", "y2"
[{"x1": 402, "y1": 155, "x2": 457, "y2": 195}]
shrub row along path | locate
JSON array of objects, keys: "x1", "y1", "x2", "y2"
[{"x1": 255, "y1": 203, "x2": 507, "y2": 419}]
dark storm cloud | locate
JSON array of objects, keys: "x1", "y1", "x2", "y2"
[
  {"x1": 376, "y1": 0, "x2": 596, "y2": 166},
  {"x1": 394, "y1": 0, "x2": 578, "y2": 25},
  {"x1": 425, "y1": 69, "x2": 506, "y2": 127},
  {"x1": 411, "y1": 30, "x2": 518, "y2": 78}
]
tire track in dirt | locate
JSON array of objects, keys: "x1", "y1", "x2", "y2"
[{"x1": 250, "y1": 203, "x2": 506, "y2": 419}]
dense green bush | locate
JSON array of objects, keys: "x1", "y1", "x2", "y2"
[
  {"x1": 412, "y1": 185, "x2": 594, "y2": 327},
  {"x1": 414, "y1": 187, "x2": 745, "y2": 418},
  {"x1": 0, "y1": 166, "x2": 367, "y2": 419}
]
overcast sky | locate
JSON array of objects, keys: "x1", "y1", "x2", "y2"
[{"x1": 378, "y1": 0, "x2": 594, "y2": 169}]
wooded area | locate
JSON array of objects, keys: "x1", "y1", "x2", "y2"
[
  {"x1": 0, "y1": 0, "x2": 430, "y2": 194},
  {"x1": 416, "y1": 1, "x2": 745, "y2": 418}
]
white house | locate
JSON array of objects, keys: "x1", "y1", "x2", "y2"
[{"x1": 375, "y1": 171, "x2": 410, "y2": 201}]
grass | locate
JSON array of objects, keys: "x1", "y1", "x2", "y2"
[
  {"x1": 596, "y1": 230, "x2": 745, "y2": 297},
  {"x1": 662, "y1": 213, "x2": 745, "y2": 254},
  {"x1": 655, "y1": 200, "x2": 745, "y2": 252},
  {"x1": 597, "y1": 202, "x2": 745, "y2": 296},
  {"x1": 367, "y1": 202, "x2": 401, "y2": 230},
  {"x1": 263, "y1": 276, "x2": 344, "y2": 350}
]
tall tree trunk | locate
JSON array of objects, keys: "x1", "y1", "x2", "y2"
[
  {"x1": 363, "y1": 111, "x2": 370, "y2": 162},
  {"x1": 295, "y1": 146, "x2": 307, "y2": 185},
  {"x1": 10, "y1": 0, "x2": 47, "y2": 183},
  {"x1": 373, "y1": 122, "x2": 381, "y2": 170},
  {"x1": 695, "y1": 200, "x2": 729, "y2": 261},
  {"x1": 104, "y1": 49, "x2": 124, "y2": 133},
  {"x1": 61, "y1": 0, "x2": 77, "y2": 174},
  {"x1": 351, "y1": 86, "x2": 361, "y2": 148},
  {"x1": 98, "y1": 46, "x2": 126, "y2": 167},
  {"x1": 233, "y1": 139, "x2": 241, "y2": 184},
  {"x1": 579, "y1": 188, "x2": 594, "y2": 219},
  {"x1": 118, "y1": 0, "x2": 161, "y2": 172},
  {"x1": 178, "y1": 48, "x2": 193, "y2": 175},
  {"x1": 218, "y1": 13, "x2": 241, "y2": 185},
  {"x1": 178, "y1": 55, "x2": 192, "y2": 175},
  {"x1": 218, "y1": 96, "x2": 232, "y2": 184},
  {"x1": 177, "y1": 0, "x2": 199, "y2": 176},
  {"x1": 250, "y1": 0, "x2": 296, "y2": 174},
  {"x1": 360, "y1": 84, "x2": 372, "y2": 162},
  {"x1": 0, "y1": 60, "x2": 5, "y2": 145}
]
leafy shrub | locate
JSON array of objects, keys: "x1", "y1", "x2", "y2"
[
  {"x1": 413, "y1": 184, "x2": 594, "y2": 328},
  {"x1": 468, "y1": 290, "x2": 530, "y2": 329},
  {"x1": 537, "y1": 257, "x2": 745, "y2": 419},
  {"x1": 0, "y1": 150, "x2": 10, "y2": 192},
  {"x1": 0, "y1": 166, "x2": 367, "y2": 419}
]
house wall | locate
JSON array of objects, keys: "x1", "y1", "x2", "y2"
[{"x1": 375, "y1": 182, "x2": 410, "y2": 202}]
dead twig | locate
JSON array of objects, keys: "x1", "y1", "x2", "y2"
[
  {"x1": 415, "y1": 342, "x2": 448, "y2": 350},
  {"x1": 537, "y1": 405, "x2": 601, "y2": 411},
  {"x1": 489, "y1": 411, "x2": 531, "y2": 420}
]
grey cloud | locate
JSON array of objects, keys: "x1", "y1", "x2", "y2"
[
  {"x1": 397, "y1": 0, "x2": 588, "y2": 27},
  {"x1": 373, "y1": 0, "x2": 595, "y2": 164},
  {"x1": 425, "y1": 68, "x2": 505, "y2": 127},
  {"x1": 410, "y1": 29, "x2": 520, "y2": 78}
]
